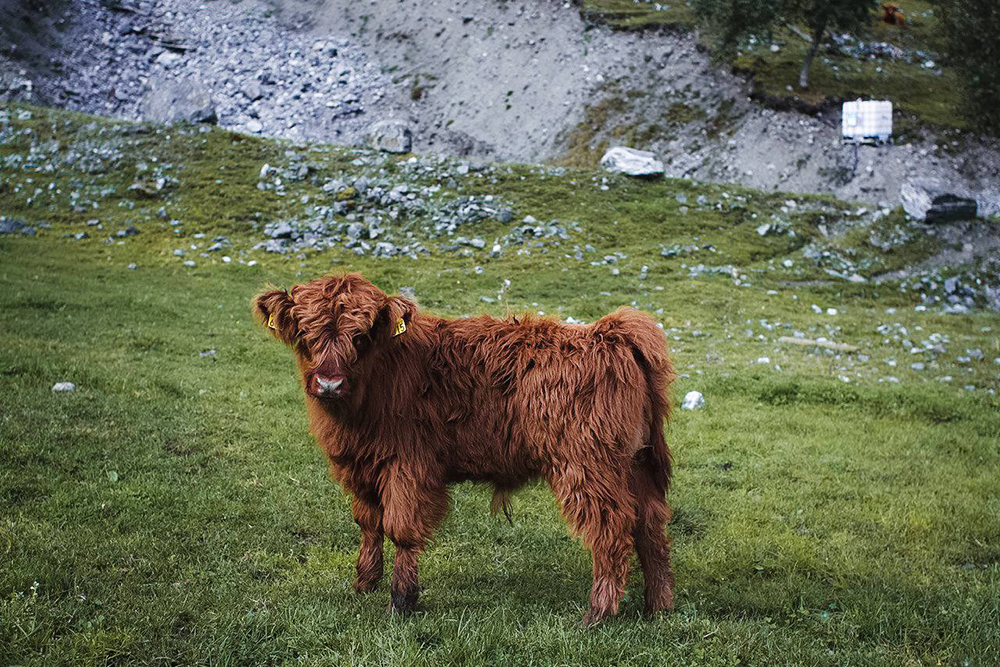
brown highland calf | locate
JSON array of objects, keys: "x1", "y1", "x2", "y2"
[{"x1": 254, "y1": 273, "x2": 675, "y2": 625}]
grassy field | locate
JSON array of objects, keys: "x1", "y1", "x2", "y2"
[
  {"x1": 582, "y1": 0, "x2": 968, "y2": 132},
  {"x1": 2, "y1": 104, "x2": 1000, "y2": 664}
]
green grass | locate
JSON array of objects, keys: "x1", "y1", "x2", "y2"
[
  {"x1": 580, "y1": 0, "x2": 698, "y2": 31},
  {"x1": 2, "y1": 103, "x2": 1000, "y2": 664}
]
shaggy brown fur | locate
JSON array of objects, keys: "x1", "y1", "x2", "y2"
[{"x1": 253, "y1": 273, "x2": 675, "y2": 625}]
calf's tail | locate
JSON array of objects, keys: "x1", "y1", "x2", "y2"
[{"x1": 598, "y1": 308, "x2": 675, "y2": 493}]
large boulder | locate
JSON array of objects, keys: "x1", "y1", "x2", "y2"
[
  {"x1": 143, "y1": 76, "x2": 217, "y2": 125},
  {"x1": 365, "y1": 120, "x2": 413, "y2": 153},
  {"x1": 600, "y1": 147, "x2": 664, "y2": 177},
  {"x1": 900, "y1": 178, "x2": 978, "y2": 222}
]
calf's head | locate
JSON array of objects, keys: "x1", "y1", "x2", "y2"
[{"x1": 253, "y1": 273, "x2": 414, "y2": 400}]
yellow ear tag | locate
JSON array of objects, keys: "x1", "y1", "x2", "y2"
[
  {"x1": 267, "y1": 313, "x2": 277, "y2": 330},
  {"x1": 392, "y1": 317, "x2": 407, "y2": 338}
]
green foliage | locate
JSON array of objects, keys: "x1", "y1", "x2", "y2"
[
  {"x1": 693, "y1": 0, "x2": 877, "y2": 54},
  {"x1": 693, "y1": 0, "x2": 878, "y2": 87},
  {"x1": 936, "y1": 0, "x2": 1000, "y2": 134}
]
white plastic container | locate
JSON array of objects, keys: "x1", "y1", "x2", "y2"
[{"x1": 842, "y1": 99, "x2": 893, "y2": 143}]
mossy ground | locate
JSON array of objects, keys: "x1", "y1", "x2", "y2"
[{"x1": 2, "y1": 104, "x2": 999, "y2": 664}]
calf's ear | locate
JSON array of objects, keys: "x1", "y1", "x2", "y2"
[
  {"x1": 253, "y1": 287, "x2": 298, "y2": 345},
  {"x1": 378, "y1": 295, "x2": 416, "y2": 339}
]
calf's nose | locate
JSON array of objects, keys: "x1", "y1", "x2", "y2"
[{"x1": 313, "y1": 375, "x2": 345, "y2": 396}]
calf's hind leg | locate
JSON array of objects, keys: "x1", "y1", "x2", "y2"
[
  {"x1": 381, "y1": 467, "x2": 449, "y2": 613},
  {"x1": 548, "y1": 458, "x2": 637, "y2": 626},
  {"x1": 630, "y1": 462, "x2": 675, "y2": 615}
]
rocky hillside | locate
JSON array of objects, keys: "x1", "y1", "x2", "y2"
[
  {"x1": 0, "y1": 0, "x2": 998, "y2": 213},
  {"x1": 2, "y1": 102, "x2": 998, "y2": 315}
]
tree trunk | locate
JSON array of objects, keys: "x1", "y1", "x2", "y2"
[{"x1": 799, "y1": 23, "x2": 827, "y2": 89}]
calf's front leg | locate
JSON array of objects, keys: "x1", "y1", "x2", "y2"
[
  {"x1": 351, "y1": 495, "x2": 384, "y2": 593},
  {"x1": 381, "y1": 466, "x2": 449, "y2": 613}
]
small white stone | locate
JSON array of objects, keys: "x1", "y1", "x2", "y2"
[
  {"x1": 681, "y1": 391, "x2": 704, "y2": 410},
  {"x1": 52, "y1": 382, "x2": 75, "y2": 392}
]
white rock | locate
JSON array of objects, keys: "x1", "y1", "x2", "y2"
[
  {"x1": 246, "y1": 119, "x2": 263, "y2": 133},
  {"x1": 681, "y1": 390, "x2": 704, "y2": 410},
  {"x1": 52, "y1": 382, "x2": 75, "y2": 392},
  {"x1": 599, "y1": 147, "x2": 664, "y2": 177}
]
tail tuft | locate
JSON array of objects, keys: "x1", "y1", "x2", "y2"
[{"x1": 490, "y1": 487, "x2": 514, "y2": 525}]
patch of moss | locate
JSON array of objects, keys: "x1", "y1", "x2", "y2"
[
  {"x1": 554, "y1": 95, "x2": 629, "y2": 168},
  {"x1": 663, "y1": 102, "x2": 708, "y2": 126}
]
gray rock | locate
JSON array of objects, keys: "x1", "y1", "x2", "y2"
[
  {"x1": 155, "y1": 51, "x2": 183, "y2": 68},
  {"x1": 143, "y1": 76, "x2": 218, "y2": 125},
  {"x1": 901, "y1": 178, "x2": 977, "y2": 222},
  {"x1": 269, "y1": 222, "x2": 293, "y2": 239},
  {"x1": 365, "y1": 120, "x2": 412, "y2": 153},
  {"x1": 243, "y1": 83, "x2": 263, "y2": 102},
  {"x1": 346, "y1": 222, "x2": 365, "y2": 239},
  {"x1": 599, "y1": 147, "x2": 664, "y2": 177},
  {"x1": 0, "y1": 218, "x2": 32, "y2": 234},
  {"x1": 52, "y1": 382, "x2": 75, "y2": 392}
]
